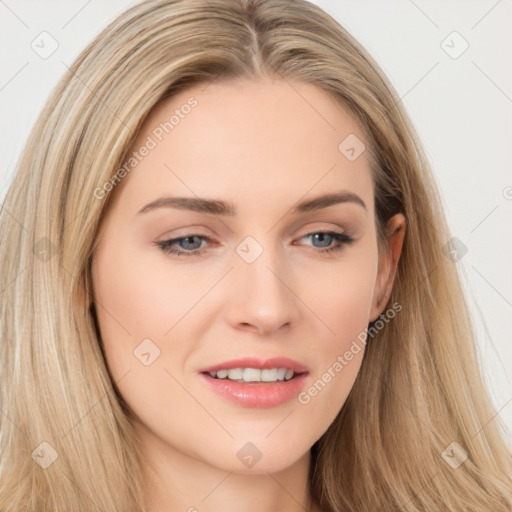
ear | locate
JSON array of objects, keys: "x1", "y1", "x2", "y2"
[{"x1": 369, "y1": 213, "x2": 406, "y2": 322}]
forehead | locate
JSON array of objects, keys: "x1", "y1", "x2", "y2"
[
  {"x1": 147, "y1": 76, "x2": 364, "y2": 146},
  {"x1": 107, "y1": 77, "x2": 373, "y2": 219}
]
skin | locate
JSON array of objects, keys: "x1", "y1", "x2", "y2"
[{"x1": 91, "y1": 75, "x2": 405, "y2": 512}]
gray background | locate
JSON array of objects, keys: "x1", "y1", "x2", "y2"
[{"x1": 1, "y1": 0, "x2": 511, "y2": 445}]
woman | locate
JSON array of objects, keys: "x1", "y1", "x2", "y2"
[{"x1": 0, "y1": 0, "x2": 510, "y2": 510}]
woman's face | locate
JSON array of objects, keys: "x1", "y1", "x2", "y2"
[{"x1": 91, "y1": 77, "x2": 404, "y2": 474}]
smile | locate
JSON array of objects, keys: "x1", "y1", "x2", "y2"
[
  {"x1": 206, "y1": 367, "x2": 296, "y2": 382},
  {"x1": 198, "y1": 356, "x2": 309, "y2": 408}
]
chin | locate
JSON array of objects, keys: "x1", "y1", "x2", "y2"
[{"x1": 202, "y1": 440, "x2": 311, "y2": 475}]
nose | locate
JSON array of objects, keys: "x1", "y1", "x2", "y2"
[{"x1": 225, "y1": 243, "x2": 298, "y2": 336}]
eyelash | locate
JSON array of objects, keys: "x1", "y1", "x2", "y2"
[{"x1": 155, "y1": 230, "x2": 355, "y2": 257}]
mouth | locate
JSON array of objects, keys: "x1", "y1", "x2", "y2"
[{"x1": 198, "y1": 357, "x2": 309, "y2": 408}]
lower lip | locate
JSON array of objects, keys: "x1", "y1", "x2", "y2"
[{"x1": 199, "y1": 372, "x2": 309, "y2": 408}]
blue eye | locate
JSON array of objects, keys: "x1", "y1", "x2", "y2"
[
  {"x1": 301, "y1": 231, "x2": 355, "y2": 253},
  {"x1": 156, "y1": 235, "x2": 208, "y2": 256},
  {"x1": 155, "y1": 231, "x2": 355, "y2": 257}
]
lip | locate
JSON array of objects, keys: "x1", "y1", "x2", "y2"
[
  {"x1": 199, "y1": 372, "x2": 309, "y2": 408},
  {"x1": 198, "y1": 357, "x2": 309, "y2": 408},
  {"x1": 199, "y1": 357, "x2": 309, "y2": 374}
]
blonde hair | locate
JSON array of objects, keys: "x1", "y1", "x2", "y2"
[{"x1": 1, "y1": 0, "x2": 511, "y2": 510}]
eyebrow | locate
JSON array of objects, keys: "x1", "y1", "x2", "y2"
[{"x1": 137, "y1": 190, "x2": 366, "y2": 216}]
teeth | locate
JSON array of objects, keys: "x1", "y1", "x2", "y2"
[
  {"x1": 227, "y1": 368, "x2": 243, "y2": 380},
  {"x1": 243, "y1": 368, "x2": 261, "y2": 381},
  {"x1": 261, "y1": 368, "x2": 277, "y2": 382},
  {"x1": 207, "y1": 367, "x2": 296, "y2": 382}
]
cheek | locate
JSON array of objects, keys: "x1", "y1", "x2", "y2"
[
  {"x1": 305, "y1": 248, "x2": 378, "y2": 347},
  {"x1": 91, "y1": 242, "x2": 168, "y2": 377},
  {"x1": 91, "y1": 246, "x2": 203, "y2": 438},
  {"x1": 294, "y1": 250, "x2": 377, "y2": 424},
  {"x1": 91, "y1": 243, "x2": 204, "y2": 357}
]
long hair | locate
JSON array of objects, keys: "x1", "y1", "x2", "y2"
[{"x1": 1, "y1": 0, "x2": 511, "y2": 510}]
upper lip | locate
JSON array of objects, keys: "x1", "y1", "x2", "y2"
[{"x1": 199, "y1": 357, "x2": 309, "y2": 374}]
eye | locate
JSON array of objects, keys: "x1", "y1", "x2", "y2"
[
  {"x1": 298, "y1": 230, "x2": 355, "y2": 254},
  {"x1": 156, "y1": 234, "x2": 210, "y2": 256},
  {"x1": 155, "y1": 230, "x2": 355, "y2": 257}
]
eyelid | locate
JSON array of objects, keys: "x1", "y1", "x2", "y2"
[
  {"x1": 155, "y1": 227, "x2": 356, "y2": 257},
  {"x1": 159, "y1": 220, "x2": 355, "y2": 241},
  {"x1": 155, "y1": 224, "x2": 353, "y2": 245}
]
